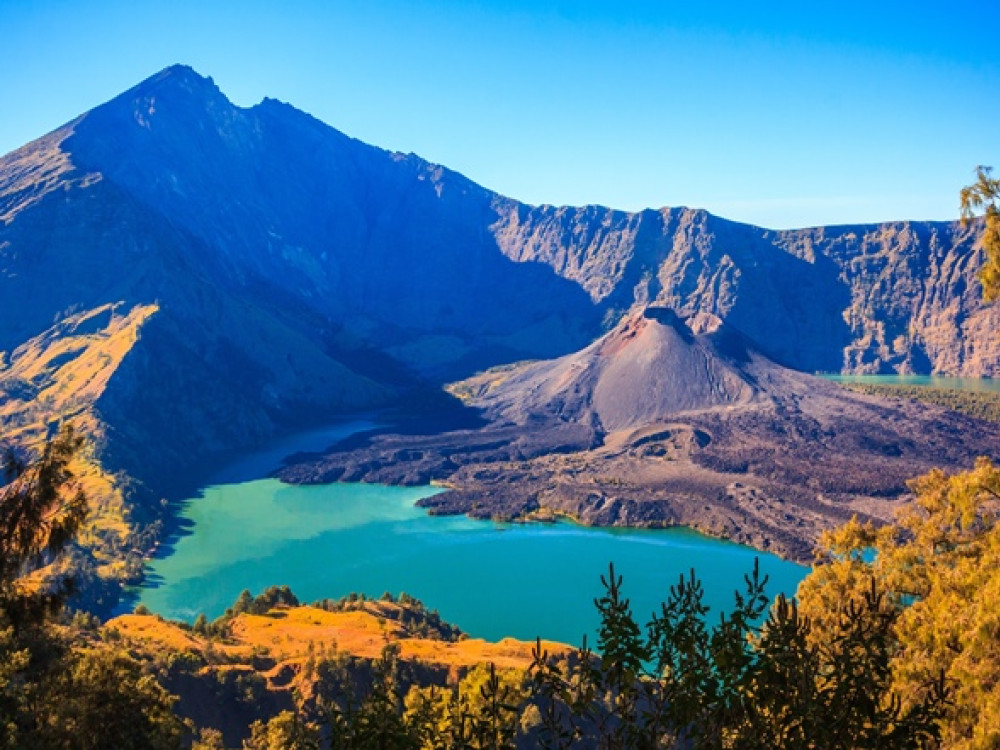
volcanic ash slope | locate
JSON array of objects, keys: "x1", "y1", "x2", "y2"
[{"x1": 282, "y1": 307, "x2": 1000, "y2": 562}]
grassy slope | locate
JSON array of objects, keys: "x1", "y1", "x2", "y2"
[
  {"x1": 839, "y1": 383, "x2": 1000, "y2": 424},
  {"x1": 110, "y1": 601, "x2": 570, "y2": 692},
  {"x1": 0, "y1": 302, "x2": 158, "y2": 583}
]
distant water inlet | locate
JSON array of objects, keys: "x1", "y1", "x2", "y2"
[{"x1": 135, "y1": 456, "x2": 807, "y2": 645}]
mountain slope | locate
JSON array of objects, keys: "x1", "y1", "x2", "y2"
[
  {"x1": 0, "y1": 66, "x2": 602, "y2": 491},
  {"x1": 468, "y1": 308, "x2": 757, "y2": 432},
  {"x1": 62, "y1": 66, "x2": 602, "y2": 367},
  {"x1": 1, "y1": 63, "x2": 998, "y2": 577},
  {"x1": 283, "y1": 308, "x2": 1000, "y2": 561},
  {"x1": 492, "y1": 203, "x2": 1000, "y2": 375}
]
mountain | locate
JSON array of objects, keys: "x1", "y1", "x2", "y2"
[
  {"x1": 493, "y1": 204, "x2": 1000, "y2": 376},
  {"x1": 282, "y1": 307, "x2": 1000, "y2": 561},
  {"x1": 1, "y1": 64, "x2": 998, "y2": 576},
  {"x1": 467, "y1": 307, "x2": 758, "y2": 431},
  {"x1": 0, "y1": 65, "x2": 601, "y2": 495}
]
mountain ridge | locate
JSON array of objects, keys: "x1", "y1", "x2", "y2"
[
  {"x1": 1, "y1": 64, "x2": 998, "y2": 594},
  {"x1": 4, "y1": 65, "x2": 994, "y2": 380}
]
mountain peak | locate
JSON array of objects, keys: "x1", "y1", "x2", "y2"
[
  {"x1": 65, "y1": 63, "x2": 237, "y2": 174},
  {"x1": 156, "y1": 63, "x2": 201, "y2": 79},
  {"x1": 141, "y1": 64, "x2": 218, "y2": 94}
]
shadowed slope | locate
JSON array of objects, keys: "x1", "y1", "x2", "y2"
[
  {"x1": 2, "y1": 63, "x2": 999, "y2": 590},
  {"x1": 491, "y1": 202, "x2": 1000, "y2": 376},
  {"x1": 62, "y1": 65, "x2": 603, "y2": 372}
]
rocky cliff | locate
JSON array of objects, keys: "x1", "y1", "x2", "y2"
[
  {"x1": 491, "y1": 203, "x2": 1000, "y2": 376},
  {"x1": 1, "y1": 63, "x2": 997, "y2": 548}
]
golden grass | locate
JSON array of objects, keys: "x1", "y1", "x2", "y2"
[
  {"x1": 111, "y1": 605, "x2": 571, "y2": 676},
  {"x1": 0, "y1": 125, "x2": 84, "y2": 224},
  {"x1": 1, "y1": 303, "x2": 156, "y2": 425},
  {"x1": 841, "y1": 383, "x2": 1000, "y2": 424},
  {"x1": 0, "y1": 303, "x2": 158, "y2": 576},
  {"x1": 445, "y1": 361, "x2": 534, "y2": 404},
  {"x1": 111, "y1": 614, "x2": 211, "y2": 655}
]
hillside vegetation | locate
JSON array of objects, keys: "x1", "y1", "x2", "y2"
[
  {"x1": 840, "y1": 382, "x2": 1000, "y2": 424},
  {"x1": 0, "y1": 304, "x2": 165, "y2": 612},
  {"x1": 6, "y1": 428, "x2": 1000, "y2": 748}
]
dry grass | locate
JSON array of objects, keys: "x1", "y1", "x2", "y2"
[
  {"x1": 445, "y1": 361, "x2": 534, "y2": 403},
  {"x1": 111, "y1": 605, "x2": 571, "y2": 675},
  {"x1": 0, "y1": 126, "x2": 84, "y2": 224},
  {"x1": 0, "y1": 303, "x2": 158, "y2": 579},
  {"x1": 840, "y1": 383, "x2": 1000, "y2": 424}
]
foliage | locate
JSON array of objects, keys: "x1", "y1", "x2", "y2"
[
  {"x1": 527, "y1": 560, "x2": 946, "y2": 749},
  {"x1": 313, "y1": 590, "x2": 463, "y2": 641},
  {"x1": 0, "y1": 425, "x2": 186, "y2": 749},
  {"x1": 147, "y1": 560, "x2": 952, "y2": 748},
  {"x1": 191, "y1": 728, "x2": 228, "y2": 750},
  {"x1": 34, "y1": 646, "x2": 183, "y2": 750},
  {"x1": 961, "y1": 164, "x2": 1000, "y2": 300},
  {"x1": 841, "y1": 383, "x2": 1000, "y2": 424},
  {"x1": 403, "y1": 662, "x2": 528, "y2": 749},
  {"x1": 244, "y1": 710, "x2": 321, "y2": 750},
  {"x1": 194, "y1": 585, "x2": 302, "y2": 638},
  {"x1": 324, "y1": 643, "x2": 416, "y2": 749},
  {"x1": 1, "y1": 425, "x2": 87, "y2": 627},
  {"x1": 798, "y1": 458, "x2": 1000, "y2": 749}
]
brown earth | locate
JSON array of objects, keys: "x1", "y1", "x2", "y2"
[{"x1": 282, "y1": 308, "x2": 1000, "y2": 563}]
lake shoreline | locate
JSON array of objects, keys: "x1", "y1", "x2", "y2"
[{"x1": 131, "y1": 474, "x2": 807, "y2": 644}]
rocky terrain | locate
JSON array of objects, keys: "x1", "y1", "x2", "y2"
[
  {"x1": 493, "y1": 204, "x2": 1000, "y2": 376},
  {"x1": 1, "y1": 63, "x2": 998, "y2": 575},
  {"x1": 281, "y1": 307, "x2": 1000, "y2": 562}
]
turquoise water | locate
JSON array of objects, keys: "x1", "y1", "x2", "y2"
[
  {"x1": 137, "y1": 481, "x2": 806, "y2": 645},
  {"x1": 135, "y1": 422, "x2": 807, "y2": 646},
  {"x1": 822, "y1": 374, "x2": 1000, "y2": 392},
  {"x1": 204, "y1": 418, "x2": 378, "y2": 484}
]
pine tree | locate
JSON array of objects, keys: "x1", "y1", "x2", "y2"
[{"x1": 960, "y1": 165, "x2": 1000, "y2": 300}]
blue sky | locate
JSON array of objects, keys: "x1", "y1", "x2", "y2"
[{"x1": 1, "y1": 0, "x2": 996, "y2": 229}]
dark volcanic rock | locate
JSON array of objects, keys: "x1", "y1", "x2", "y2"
[{"x1": 282, "y1": 311, "x2": 1000, "y2": 562}]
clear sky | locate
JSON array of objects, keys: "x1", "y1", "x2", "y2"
[{"x1": 1, "y1": 0, "x2": 997, "y2": 229}]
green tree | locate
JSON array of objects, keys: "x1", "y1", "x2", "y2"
[
  {"x1": 0, "y1": 425, "x2": 186, "y2": 749},
  {"x1": 1, "y1": 425, "x2": 87, "y2": 627},
  {"x1": 1, "y1": 426, "x2": 88, "y2": 748},
  {"x1": 243, "y1": 711, "x2": 320, "y2": 750},
  {"x1": 960, "y1": 164, "x2": 1000, "y2": 300},
  {"x1": 326, "y1": 644, "x2": 418, "y2": 750},
  {"x1": 404, "y1": 662, "x2": 526, "y2": 749},
  {"x1": 36, "y1": 647, "x2": 183, "y2": 750},
  {"x1": 529, "y1": 560, "x2": 946, "y2": 749},
  {"x1": 798, "y1": 458, "x2": 1000, "y2": 749},
  {"x1": 192, "y1": 728, "x2": 228, "y2": 750}
]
